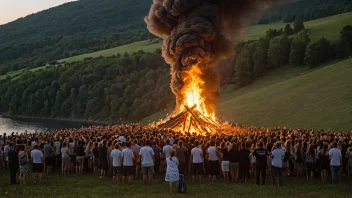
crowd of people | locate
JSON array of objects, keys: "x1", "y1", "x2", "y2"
[{"x1": 0, "y1": 124, "x2": 352, "y2": 192}]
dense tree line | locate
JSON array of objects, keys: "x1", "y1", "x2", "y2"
[
  {"x1": 231, "y1": 25, "x2": 352, "y2": 88},
  {"x1": 259, "y1": 0, "x2": 352, "y2": 24},
  {"x1": 0, "y1": 51, "x2": 174, "y2": 123},
  {"x1": 0, "y1": 0, "x2": 154, "y2": 75}
]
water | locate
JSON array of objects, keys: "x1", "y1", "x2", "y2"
[{"x1": 0, "y1": 116, "x2": 102, "y2": 135}]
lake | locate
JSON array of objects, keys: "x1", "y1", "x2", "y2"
[{"x1": 0, "y1": 116, "x2": 103, "y2": 135}]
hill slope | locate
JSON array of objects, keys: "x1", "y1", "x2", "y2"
[{"x1": 218, "y1": 59, "x2": 352, "y2": 131}]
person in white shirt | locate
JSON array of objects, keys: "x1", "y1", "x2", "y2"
[
  {"x1": 190, "y1": 140, "x2": 203, "y2": 183},
  {"x1": 329, "y1": 142, "x2": 342, "y2": 182},
  {"x1": 139, "y1": 140, "x2": 155, "y2": 184},
  {"x1": 271, "y1": 142, "x2": 285, "y2": 187},
  {"x1": 110, "y1": 144, "x2": 122, "y2": 184},
  {"x1": 207, "y1": 141, "x2": 220, "y2": 183},
  {"x1": 31, "y1": 145, "x2": 44, "y2": 184},
  {"x1": 118, "y1": 135, "x2": 126, "y2": 143},
  {"x1": 121, "y1": 141, "x2": 134, "y2": 184},
  {"x1": 163, "y1": 139, "x2": 173, "y2": 159}
]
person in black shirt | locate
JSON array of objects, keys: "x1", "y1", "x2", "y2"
[
  {"x1": 92, "y1": 142, "x2": 100, "y2": 176},
  {"x1": 99, "y1": 140, "x2": 108, "y2": 179},
  {"x1": 75, "y1": 141, "x2": 85, "y2": 175},
  {"x1": 7, "y1": 143, "x2": 18, "y2": 184},
  {"x1": 220, "y1": 142, "x2": 230, "y2": 182},
  {"x1": 229, "y1": 143, "x2": 240, "y2": 183},
  {"x1": 238, "y1": 143, "x2": 250, "y2": 183},
  {"x1": 253, "y1": 142, "x2": 268, "y2": 185}
]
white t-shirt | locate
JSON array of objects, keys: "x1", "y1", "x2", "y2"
[
  {"x1": 271, "y1": 148, "x2": 285, "y2": 168},
  {"x1": 61, "y1": 147, "x2": 69, "y2": 158},
  {"x1": 110, "y1": 149, "x2": 122, "y2": 167},
  {"x1": 329, "y1": 147, "x2": 342, "y2": 166},
  {"x1": 207, "y1": 146, "x2": 218, "y2": 161},
  {"x1": 122, "y1": 148, "x2": 134, "y2": 166},
  {"x1": 69, "y1": 142, "x2": 75, "y2": 155},
  {"x1": 139, "y1": 146, "x2": 154, "y2": 167},
  {"x1": 191, "y1": 147, "x2": 203, "y2": 163},
  {"x1": 163, "y1": 145, "x2": 173, "y2": 158},
  {"x1": 31, "y1": 149, "x2": 44, "y2": 164}
]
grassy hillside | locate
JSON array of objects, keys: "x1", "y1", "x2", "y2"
[
  {"x1": 59, "y1": 40, "x2": 162, "y2": 63},
  {"x1": 142, "y1": 59, "x2": 352, "y2": 131},
  {"x1": 218, "y1": 59, "x2": 352, "y2": 131},
  {"x1": 61, "y1": 12, "x2": 352, "y2": 63}
]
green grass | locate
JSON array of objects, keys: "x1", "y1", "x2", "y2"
[
  {"x1": 218, "y1": 58, "x2": 352, "y2": 131},
  {"x1": 59, "y1": 39, "x2": 162, "y2": 63},
  {"x1": 0, "y1": 171, "x2": 351, "y2": 198}
]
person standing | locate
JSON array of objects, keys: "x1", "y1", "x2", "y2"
[
  {"x1": 31, "y1": 145, "x2": 44, "y2": 184},
  {"x1": 238, "y1": 142, "x2": 250, "y2": 183},
  {"x1": 75, "y1": 141, "x2": 85, "y2": 176},
  {"x1": 271, "y1": 142, "x2": 285, "y2": 187},
  {"x1": 122, "y1": 141, "x2": 134, "y2": 184},
  {"x1": 207, "y1": 140, "x2": 220, "y2": 183},
  {"x1": 329, "y1": 142, "x2": 342, "y2": 183},
  {"x1": 44, "y1": 140, "x2": 53, "y2": 174},
  {"x1": 139, "y1": 140, "x2": 155, "y2": 184},
  {"x1": 165, "y1": 149, "x2": 179, "y2": 193},
  {"x1": 190, "y1": 140, "x2": 203, "y2": 183},
  {"x1": 54, "y1": 138, "x2": 61, "y2": 170},
  {"x1": 98, "y1": 140, "x2": 108, "y2": 179},
  {"x1": 61, "y1": 143, "x2": 70, "y2": 176},
  {"x1": 151, "y1": 141, "x2": 161, "y2": 173},
  {"x1": 220, "y1": 142, "x2": 231, "y2": 182},
  {"x1": 7, "y1": 143, "x2": 18, "y2": 184},
  {"x1": 110, "y1": 144, "x2": 122, "y2": 184},
  {"x1": 253, "y1": 142, "x2": 268, "y2": 185},
  {"x1": 18, "y1": 145, "x2": 29, "y2": 186}
]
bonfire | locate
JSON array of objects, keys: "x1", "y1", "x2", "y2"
[{"x1": 157, "y1": 67, "x2": 222, "y2": 135}]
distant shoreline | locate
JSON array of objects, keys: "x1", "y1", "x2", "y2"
[{"x1": 0, "y1": 114, "x2": 113, "y2": 127}]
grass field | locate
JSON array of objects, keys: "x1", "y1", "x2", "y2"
[
  {"x1": 218, "y1": 58, "x2": 352, "y2": 131},
  {"x1": 0, "y1": 171, "x2": 351, "y2": 198},
  {"x1": 59, "y1": 39, "x2": 162, "y2": 63}
]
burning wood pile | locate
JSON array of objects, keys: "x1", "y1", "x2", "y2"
[{"x1": 158, "y1": 104, "x2": 222, "y2": 135}]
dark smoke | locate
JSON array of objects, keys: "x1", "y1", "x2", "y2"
[{"x1": 145, "y1": 0, "x2": 279, "y2": 113}]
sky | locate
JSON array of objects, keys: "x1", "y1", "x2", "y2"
[{"x1": 0, "y1": 0, "x2": 77, "y2": 25}]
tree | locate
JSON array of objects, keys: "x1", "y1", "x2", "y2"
[
  {"x1": 253, "y1": 50, "x2": 267, "y2": 77},
  {"x1": 289, "y1": 30, "x2": 311, "y2": 66},
  {"x1": 304, "y1": 38, "x2": 332, "y2": 67},
  {"x1": 294, "y1": 18, "x2": 305, "y2": 33},
  {"x1": 268, "y1": 35, "x2": 291, "y2": 68},
  {"x1": 340, "y1": 25, "x2": 352, "y2": 50},
  {"x1": 284, "y1": 24, "x2": 294, "y2": 35},
  {"x1": 235, "y1": 48, "x2": 254, "y2": 87}
]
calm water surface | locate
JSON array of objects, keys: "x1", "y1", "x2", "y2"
[{"x1": 0, "y1": 116, "x2": 100, "y2": 135}]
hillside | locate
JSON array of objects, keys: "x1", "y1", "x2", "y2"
[{"x1": 0, "y1": 0, "x2": 153, "y2": 74}]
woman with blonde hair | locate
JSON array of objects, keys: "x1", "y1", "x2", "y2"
[{"x1": 165, "y1": 149, "x2": 179, "y2": 193}]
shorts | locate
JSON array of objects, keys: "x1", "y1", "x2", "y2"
[
  {"x1": 62, "y1": 156, "x2": 71, "y2": 166},
  {"x1": 76, "y1": 156, "x2": 84, "y2": 167},
  {"x1": 208, "y1": 160, "x2": 219, "y2": 176},
  {"x1": 32, "y1": 163, "x2": 43, "y2": 173},
  {"x1": 178, "y1": 161, "x2": 186, "y2": 175},
  {"x1": 192, "y1": 163, "x2": 204, "y2": 175},
  {"x1": 94, "y1": 158, "x2": 100, "y2": 168},
  {"x1": 142, "y1": 165, "x2": 154, "y2": 175},
  {"x1": 222, "y1": 161, "x2": 230, "y2": 172},
  {"x1": 113, "y1": 166, "x2": 122, "y2": 177},
  {"x1": 45, "y1": 157, "x2": 53, "y2": 166},
  {"x1": 230, "y1": 163, "x2": 239, "y2": 170},
  {"x1": 100, "y1": 160, "x2": 108, "y2": 170},
  {"x1": 123, "y1": 166, "x2": 134, "y2": 176}
]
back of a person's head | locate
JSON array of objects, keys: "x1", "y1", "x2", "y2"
[
  {"x1": 63, "y1": 143, "x2": 67, "y2": 147},
  {"x1": 276, "y1": 142, "x2": 281, "y2": 149},
  {"x1": 194, "y1": 140, "x2": 199, "y2": 147},
  {"x1": 259, "y1": 142, "x2": 263, "y2": 148},
  {"x1": 114, "y1": 144, "x2": 119, "y2": 149},
  {"x1": 178, "y1": 140, "x2": 183, "y2": 147},
  {"x1": 47, "y1": 140, "x2": 50, "y2": 144},
  {"x1": 9, "y1": 142, "x2": 14, "y2": 147},
  {"x1": 210, "y1": 140, "x2": 215, "y2": 146},
  {"x1": 166, "y1": 139, "x2": 170, "y2": 145},
  {"x1": 333, "y1": 142, "x2": 337, "y2": 148},
  {"x1": 146, "y1": 140, "x2": 150, "y2": 146},
  {"x1": 126, "y1": 141, "x2": 131, "y2": 148},
  {"x1": 34, "y1": 145, "x2": 39, "y2": 149}
]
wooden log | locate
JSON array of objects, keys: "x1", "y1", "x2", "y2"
[{"x1": 187, "y1": 117, "x2": 192, "y2": 133}]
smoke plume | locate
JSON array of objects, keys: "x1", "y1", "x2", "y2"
[{"x1": 145, "y1": 0, "x2": 278, "y2": 113}]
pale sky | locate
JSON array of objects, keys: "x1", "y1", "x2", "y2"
[{"x1": 0, "y1": 0, "x2": 77, "y2": 25}]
